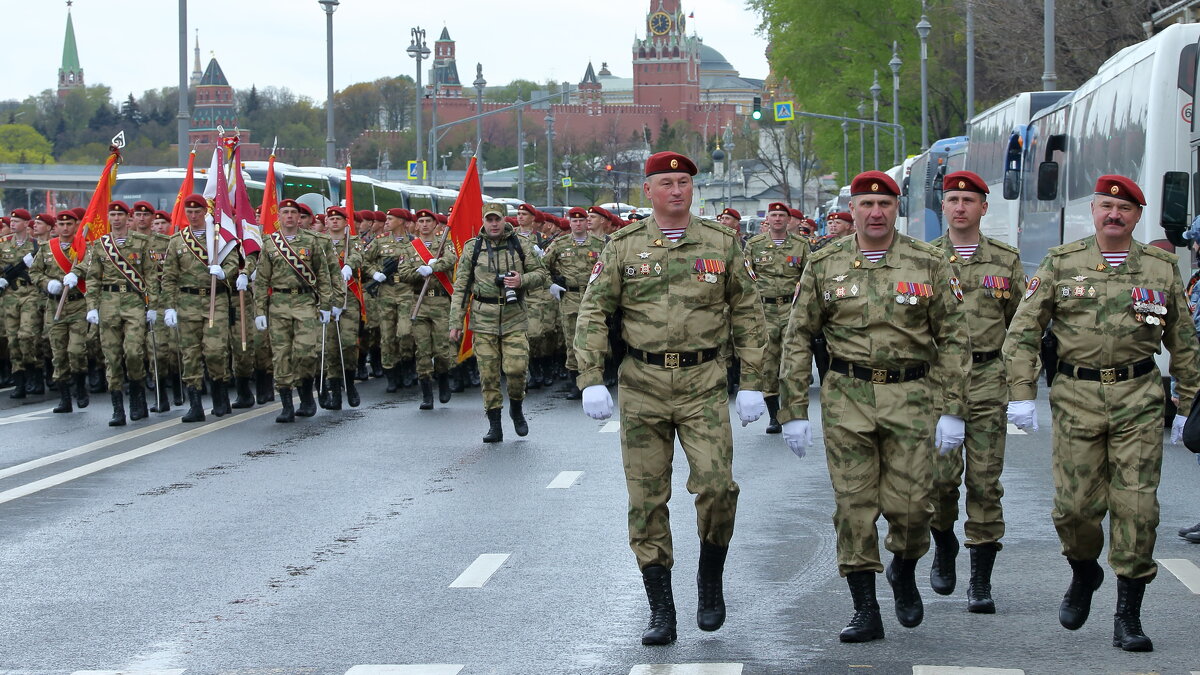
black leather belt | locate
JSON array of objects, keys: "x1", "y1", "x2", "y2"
[
  {"x1": 101, "y1": 283, "x2": 139, "y2": 293},
  {"x1": 425, "y1": 287, "x2": 450, "y2": 298},
  {"x1": 271, "y1": 287, "x2": 311, "y2": 295},
  {"x1": 972, "y1": 350, "x2": 1001, "y2": 364},
  {"x1": 49, "y1": 289, "x2": 85, "y2": 302},
  {"x1": 626, "y1": 346, "x2": 720, "y2": 369},
  {"x1": 474, "y1": 296, "x2": 501, "y2": 304},
  {"x1": 830, "y1": 357, "x2": 929, "y2": 384},
  {"x1": 1057, "y1": 358, "x2": 1155, "y2": 385},
  {"x1": 180, "y1": 286, "x2": 227, "y2": 296},
  {"x1": 762, "y1": 295, "x2": 791, "y2": 305}
]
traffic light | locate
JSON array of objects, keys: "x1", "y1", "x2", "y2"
[
  {"x1": 605, "y1": 163, "x2": 614, "y2": 172},
  {"x1": 752, "y1": 96, "x2": 762, "y2": 121}
]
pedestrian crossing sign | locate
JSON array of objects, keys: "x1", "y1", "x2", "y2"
[
  {"x1": 406, "y1": 160, "x2": 426, "y2": 180},
  {"x1": 561, "y1": 177, "x2": 573, "y2": 188},
  {"x1": 774, "y1": 101, "x2": 795, "y2": 122}
]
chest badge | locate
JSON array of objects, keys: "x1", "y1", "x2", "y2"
[
  {"x1": 833, "y1": 274, "x2": 847, "y2": 282},
  {"x1": 638, "y1": 252, "x2": 651, "y2": 259}
]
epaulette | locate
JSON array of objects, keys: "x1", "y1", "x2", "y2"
[
  {"x1": 808, "y1": 238, "x2": 843, "y2": 263},
  {"x1": 908, "y1": 238, "x2": 943, "y2": 257},
  {"x1": 609, "y1": 221, "x2": 644, "y2": 240},
  {"x1": 693, "y1": 218, "x2": 731, "y2": 237},
  {"x1": 1047, "y1": 239, "x2": 1087, "y2": 257},
  {"x1": 1141, "y1": 243, "x2": 1178, "y2": 264},
  {"x1": 745, "y1": 232, "x2": 768, "y2": 245},
  {"x1": 985, "y1": 236, "x2": 1021, "y2": 256}
]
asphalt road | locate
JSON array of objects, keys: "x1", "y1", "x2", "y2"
[{"x1": 0, "y1": 376, "x2": 1198, "y2": 675}]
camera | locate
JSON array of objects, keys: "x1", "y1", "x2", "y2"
[{"x1": 495, "y1": 271, "x2": 519, "y2": 304}]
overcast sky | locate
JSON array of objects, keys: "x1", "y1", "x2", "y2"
[{"x1": 0, "y1": 0, "x2": 769, "y2": 104}]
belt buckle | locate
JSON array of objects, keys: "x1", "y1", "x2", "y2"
[
  {"x1": 1100, "y1": 368, "x2": 1117, "y2": 385},
  {"x1": 871, "y1": 368, "x2": 887, "y2": 384},
  {"x1": 664, "y1": 352, "x2": 680, "y2": 369}
]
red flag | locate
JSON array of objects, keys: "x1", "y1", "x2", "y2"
[
  {"x1": 344, "y1": 164, "x2": 357, "y2": 236},
  {"x1": 169, "y1": 150, "x2": 195, "y2": 235},
  {"x1": 449, "y1": 156, "x2": 484, "y2": 362},
  {"x1": 260, "y1": 154, "x2": 279, "y2": 236},
  {"x1": 70, "y1": 146, "x2": 120, "y2": 261},
  {"x1": 231, "y1": 146, "x2": 261, "y2": 255},
  {"x1": 340, "y1": 164, "x2": 365, "y2": 318}
]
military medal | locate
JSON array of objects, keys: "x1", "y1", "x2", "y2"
[
  {"x1": 824, "y1": 290, "x2": 832, "y2": 301},
  {"x1": 836, "y1": 287, "x2": 846, "y2": 298},
  {"x1": 853, "y1": 260, "x2": 862, "y2": 268},
  {"x1": 896, "y1": 281, "x2": 909, "y2": 304},
  {"x1": 638, "y1": 252, "x2": 651, "y2": 259},
  {"x1": 653, "y1": 262, "x2": 662, "y2": 275},
  {"x1": 640, "y1": 263, "x2": 651, "y2": 275},
  {"x1": 850, "y1": 284, "x2": 859, "y2": 296},
  {"x1": 1072, "y1": 275, "x2": 1087, "y2": 282},
  {"x1": 626, "y1": 266, "x2": 636, "y2": 276}
]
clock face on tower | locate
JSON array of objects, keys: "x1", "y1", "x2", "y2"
[{"x1": 649, "y1": 11, "x2": 671, "y2": 35}]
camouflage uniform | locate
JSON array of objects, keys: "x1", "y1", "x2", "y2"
[
  {"x1": 30, "y1": 238, "x2": 87, "y2": 384},
  {"x1": 324, "y1": 232, "x2": 364, "y2": 381},
  {"x1": 744, "y1": 231, "x2": 808, "y2": 397},
  {"x1": 779, "y1": 232, "x2": 969, "y2": 575},
  {"x1": 400, "y1": 237, "x2": 459, "y2": 379},
  {"x1": 0, "y1": 235, "x2": 41, "y2": 376},
  {"x1": 82, "y1": 231, "x2": 156, "y2": 391},
  {"x1": 574, "y1": 214, "x2": 767, "y2": 570},
  {"x1": 161, "y1": 229, "x2": 239, "y2": 390},
  {"x1": 1003, "y1": 235, "x2": 1200, "y2": 581},
  {"x1": 543, "y1": 233, "x2": 606, "y2": 373},
  {"x1": 255, "y1": 230, "x2": 333, "y2": 388},
  {"x1": 362, "y1": 233, "x2": 416, "y2": 371}
]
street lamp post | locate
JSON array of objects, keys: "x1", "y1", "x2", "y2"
[
  {"x1": 545, "y1": 111, "x2": 555, "y2": 207},
  {"x1": 889, "y1": 42, "x2": 902, "y2": 163},
  {"x1": 406, "y1": 27, "x2": 430, "y2": 181},
  {"x1": 711, "y1": 143, "x2": 726, "y2": 213},
  {"x1": 724, "y1": 125, "x2": 735, "y2": 212},
  {"x1": 966, "y1": 0, "x2": 975, "y2": 119},
  {"x1": 473, "y1": 63, "x2": 487, "y2": 171},
  {"x1": 857, "y1": 101, "x2": 866, "y2": 173},
  {"x1": 318, "y1": 0, "x2": 340, "y2": 167},
  {"x1": 515, "y1": 97, "x2": 525, "y2": 202},
  {"x1": 916, "y1": 8, "x2": 932, "y2": 152},
  {"x1": 842, "y1": 116, "x2": 850, "y2": 183},
  {"x1": 870, "y1": 71, "x2": 881, "y2": 169},
  {"x1": 1042, "y1": 0, "x2": 1057, "y2": 90}
]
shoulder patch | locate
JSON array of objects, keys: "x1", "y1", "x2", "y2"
[
  {"x1": 1048, "y1": 239, "x2": 1087, "y2": 257},
  {"x1": 909, "y1": 237, "x2": 943, "y2": 257},
  {"x1": 694, "y1": 218, "x2": 735, "y2": 239},
  {"x1": 608, "y1": 222, "x2": 644, "y2": 241},
  {"x1": 1140, "y1": 244, "x2": 1179, "y2": 264},
  {"x1": 985, "y1": 236, "x2": 1021, "y2": 256},
  {"x1": 808, "y1": 239, "x2": 843, "y2": 263}
]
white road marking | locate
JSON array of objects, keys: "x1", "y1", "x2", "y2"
[
  {"x1": 449, "y1": 553, "x2": 510, "y2": 588},
  {"x1": 546, "y1": 470, "x2": 583, "y2": 489},
  {"x1": 601, "y1": 420, "x2": 621, "y2": 433},
  {"x1": 1005, "y1": 424, "x2": 1027, "y2": 435},
  {"x1": 72, "y1": 670, "x2": 187, "y2": 675},
  {"x1": 1158, "y1": 558, "x2": 1200, "y2": 594},
  {"x1": 629, "y1": 665, "x2": 744, "y2": 675},
  {"x1": 0, "y1": 406, "x2": 277, "y2": 506},
  {"x1": 0, "y1": 418, "x2": 179, "y2": 480},
  {"x1": 345, "y1": 662, "x2": 465, "y2": 667},
  {"x1": 912, "y1": 668, "x2": 1024, "y2": 675},
  {"x1": 0, "y1": 406, "x2": 56, "y2": 426}
]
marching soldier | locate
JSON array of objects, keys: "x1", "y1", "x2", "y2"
[
  {"x1": 927, "y1": 171, "x2": 1025, "y2": 613},
  {"x1": 254, "y1": 199, "x2": 333, "y2": 422},
  {"x1": 449, "y1": 203, "x2": 548, "y2": 442},
  {"x1": 745, "y1": 201, "x2": 809, "y2": 433},
  {"x1": 544, "y1": 206, "x2": 606, "y2": 400},
  {"x1": 30, "y1": 211, "x2": 90, "y2": 412},
  {"x1": 131, "y1": 201, "x2": 173, "y2": 412},
  {"x1": 811, "y1": 210, "x2": 854, "y2": 252},
  {"x1": 322, "y1": 206, "x2": 364, "y2": 409},
  {"x1": 574, "y1": 152, "x2": 768, "y2": 645},
  {"x1": 515, "y1": 204, "x2": 554, "y2": 389},
  {"x1": 399, "y1": 208, "x2": 458, "y2": 409},
  {"x1": 0, "y1": 208, "x2": 45, "y2": 398},
  {"x1": 1003, "y1": 175, "x2": 1200, "y2": 652},
  {"x1": 365, "y1": 208, "x2": 416, "y2": 393},
  {"x1": 81, "y1": 200, "x2": 158, "y2": 426},
  {"x1": 150, "y1": 209, "x2": 185, "y2": 408},
  {"x1": 161, "y1": 194, "x2": 240, "y2": 422},
  {"x1": 778, "y1": 170, "x2": 969, "y2": 642}
]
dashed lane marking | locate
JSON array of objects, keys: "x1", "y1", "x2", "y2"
[
  {"x1": 629, "y1": 665, "x2": 744, "y2": 675},
  {"x1": 345, "y1": 667, "x2": 464, "y2": 675},
  {"x1": 0, "y1": 406, "x2": 277, "y2": 506},
  {"x1": 912, "y1": 668, "x2": 1024, "y2": 674},
  {"x1": 546, "y1": 471, "x2": 583, "y2": 489},
  {"x1": 448, "y1": 553, "x2": 510, "y2": 588},
  {"x1": 0, "y1": 418, "x2": 178, "y2": 480},
  {"x1": 0, "y1": 406, "x2": 57, "y2": 426},
  {"x1": 1157, "y1": 558, "x2": 1200, "y2": 594},
  {"x1": 601, "y1": 420, "x2": 620, "y2": 433}
]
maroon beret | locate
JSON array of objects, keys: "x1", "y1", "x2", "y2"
[
  {"x1": 436, "y1": 213, "x2": 449, "y2": 224},
  {"x1": 767, "y1": 202, "x2": 789, "y2": 214},
  {"x1": 567, "y1": 207, "x2": 588, "y2": 218},
  {"x1": 828, "y1": 211, "x2": 853, "y2": 222},
  {"x1": 355, "y1": 209, "x2": 373, "y2": 221},
  {"x1": 385, "y1": 208, "x2": 408, "y2": 220},
  {"x1": 517, "y1": 203, "x2": 538, "y2": 215},
  {"x1": 788, "y1": 207, "x2": 805, "y2": 219},
  {"x1": 413, "y1": 209, "x2": 437, "y2": 221},
  {"x1": 720, "y1": 207, "x2": 741, "y2": 221},
  {"x1": 35, "y1": 213, "x2": 56, "y2": 227},
  {"x1": 587, "y1": 206, "x2": 612, "y2": 219},
  {"x1": 372, "y1": 210, "x2": 386, "y2": 221},
  {"x1": 504, "y1": 216, "x2": 518, "y2": 226},
  {"x1": 132, "y1": 200, "x2": 156, "y2": 213},
  {"x1": 943, "y1": 171, "x2": 989, "y2": 195},
  {"x1": 57, "y1": 211, "x2": 80, "y2": 223},
  {"x1": 182, "y1": 194, "x2": 207, "y2": 209},
  {"x1": 644, "y1": 151, "x2": 697, "y2": 177},
  {"x1": 296, "y1": 202, "x2": 314, "y2": 216},
  {"x1": 279, "y1": 199, "x2": 301, "y2": 211},
  {"x1": 107, "y1": 200, "x2": 131, "y2": 214},
  {"x1": 1, "y1": 217, "x2": 9, "y2": 226},
  {"x1": 850, "y1": 170, "x2": 901, "y2": 197},
  {"x1": 9, "y1": 208, "x2": 31, "y2": 220},
  {"x1": 326, "y1": 206, "x2": 348, "y2": 219},
  {"x1": 71, "y1": 207, "x2": 86, "y2": 220},
  {"x1": 532, "y1": 210, "x2": 546, "y2": 223},
  {"x1": 314, "y1": 213, "x2": 325, "y2": 223},
  {"x1": 1094, "y1": 174, "x2": 1146, "y2": 206},
  {"x1": 154, "y1": 210, "x2": 171, "y2": 221},
  {"x1": 556, "y1": 217, "x2": 570, "y2": 231}
]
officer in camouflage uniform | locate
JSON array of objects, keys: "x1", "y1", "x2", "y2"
[
  {"x1": 365, "y1": 208, "x2": 417, "y2": 393},
  {"x1": 778, "y1": 171, "x2": 969, "y2": 643},
  {"x1": 150, "y1": 210, "x2": 185, "y2": 408},
  {"x1": 254, "y1": 199, "x2": 334, "y2": 422},
  {"x1": 399, "y1": 209, "x2": 458, "y2": 409},
  {"x1": 926, "y1": 171, "x2": 1025, "y2": 613},
  {"x1": 82, "y1": 201, "x2": 158, "y2": 426},
  {"x1": 162, "y1": 194, "x2": 240, "y2": 422},
  {"x1": 0, "y1": 209, "x2": 44, "y2": 398},
  {"x1": 130, "y1": 201, "x2": 174, "y2": 413},
  {"x1": 574, "y1": 152, "x2": 768, "y2": 645},
  {"x1": 1003, "y1": 174, "x2": 1200, "y2": 652},
  {"x1": 30, "y1": 211, "x2": 89, "y2": 412},
  {"x1": 29, "y1": 213, "x2": 55, "y2": 391},
  {"x1": 515, "y1": 204, "x2": 554, "y2": 389},
  {"x1": 322, "y1": 206, "x2": 364, "y2": 410},
  {"x1": 745, "y1": 201, "x2": 808, "y2": 433},
  {"x1": 544, "y1": 206, "x2": 606, "y2": 400},
  {"x1": 449, "y1": 203, "x2": 548, "y2": 443}
]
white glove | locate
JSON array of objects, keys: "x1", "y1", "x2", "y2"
[
  {"x1": 332, "y1": 306, "x2": 343, "y2": 320},
  {"x1": 85, "y1": 308, "x2": 99, "y2": 324},
  {"x1": 208, "y1": 264, "x2": 226, "y2": 280},
  {"x1": 22, "y1": 253, "x2": 34, "y2": 267},
  {"x1": 417, "y1": 265, "x2": 433, "y2": 277},
  {"x1": 373, "y1": 271, "x2": 387, "y2": 283},
  {"x1": 0, "y1": 278, "x2": 8, "y2": 289},
  {"x1": 254, "y1": 315, "x2": 268, "y2": 331},
  {"x1": 582, "y1": 384, "x2": 613, "y2": 420},
  {"x1": 935, "y1": 415, "x2": 966, "y2": 455},
  {"x1": 533, "y1": 245, "x2": 544, "y2": 257},
  {"x1": 146, "y1": 309, "x2": 157, "y2": 325},
  {"x1": 319, "y1": 309, "x2": 331, "y2": 324},
  {"x1": 549, "y1": 283, "x2": 565, "y2": 300},
  {"x1": 427, "y1": 258, "x2": 439, "y2": 266},
  {"x1": 47, "y1": 280, "x2": 63, "y2": 295},
  {"x1": 341, "y1": 264, "x2": 353, "y2": 282},
  {"x1": 782, "y1": 420, "x2": 812, "y2": 459},
  {"x1": 735, "y1": 390, "x2": 767, "y2": 426},
  {"x1": 63, "y1": 272, "x2": 78, "y2": 288},
  {"x1": 235, "y1": 273, "x2": 249, "y2": 291},
  {"x1": 1006, "y1": 400, "x2": 1038, "y2": 431},
  {"x1": 164, "y1": 308, "x2": 178, "y2": 328},
  {"x1": 250, "y1": 269, "x2": 257, "y2": 282},
  {"x1": 1171, "y1": 414, "x2": 1187, "y2": 445}
]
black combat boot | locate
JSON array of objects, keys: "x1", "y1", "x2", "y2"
[
  {"x1": 764, "y1": 394, "x2": 782, "y2": 434},
  {"x1": 318, "y1": 377, "x2": 332, "y2": 409},
  {"x1": 210, "y1": 380, "x2": 232, "y2": 417},
  {"x1": 88, "y1": 362, "x2": 106, "y2": 393},
  {"x1": 53, "y1": 380, "x2": 72, "y2": 413},
  {"x1": 296, "y1": 378, "x2": 317, "y2": 417},
  {"x1": 170, "y1": 374, "x2": 184, "y2": 405},
  {"x1": 468, "y1": 360, "x2": 480, "y2": 387},
  {"x1": 27, "y1": 366, "x2": 45, "y2": 395},
  {"x1": 1113, "y1": 576, "x2": 1153, "y2": 652},
  {"x1": 231, "y1": 376, "x2": 254, "y2": 409},
  {"x1": 840, "y1": 571, "x2": 886, "y2": 642},
  {"x1": 344, "y1": 369, "x2": 360, "y2": 407},
  {"x1": 9, "y1": 370, "x2": 26, "y2": 399},
  {"x1": 930, "y1": 527, "x2": 959, "y2": 596},
  {"x1": 967, "y1": 544, "x2": 998, "y2": 613},
  {"x1": 0, "y1": 357, "x2": 10, "y2": 386},
  {"x1": 327, "y1": 377, "x2": 343, "y2": 411},
  {"x1": 355, "y1": 351, "x2": 368, "y2": 381},
  {"x1": 527, "y1": 358, "x2": 542, "y2": 390},
  {"x1": 696, "y1": 542, "x2": 728, "y2": 631},
  {"x1": 73, "y1": 372, "x2": 89, "y2": 409},
  {"x1": 437, "y1": 371, "x2": 452, "y2": 403},
  {"x1": 275, "y1": 388, "x2": 295, "y2": 423},
  {"x1": 886, "y1": 554, "x2": 924, "y2": 628},
  {"x1": 510, "y1": 398, "x2": 529, "y2": 437},
  {"x1": 108, "y1": 390, "x2": 127, "y2": 426},
  {"x1": 369, "y1": 344, "x2": 384, "y2": 378},
  {"x1": 385, "y1": 366, "x2": 400, "y2": 393},
  {"x1": 150, "y1": 377, "x2": 170, "y2": 413},
  {"x1": 128, "y1": 382, "x2": 148, "y2": 421},
  {"x1": 419, "y1": 378, "x2": 434, "y2": 410},
  {"x1": 449, "y1": 365, "x2": 465, "y2": 393},
  {"x1": 482, "y1": 408, "x2": 503, "y2": 443},
  {"x1": 1060, "y1": 558, "x2": 1104, "y2": 630},
  {"x1": 402, "y1": 358, "x2": 418, "y2": 388},
  {"x1": 181, "y1": 386, "x2": 205, "y2": 423},
  {"x1": 565, "y1": 370, "x2": 582, "y2": 400},
  {"x1": 640, "y1": 565, "x2": 677, "y2": 645},
  {"x1": 255, "y1": 369, "x2": 274, "y2": 404}
]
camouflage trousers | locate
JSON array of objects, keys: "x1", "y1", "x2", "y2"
[
  {"x1": 1049, "y1": 371, "x2": 1163, "y2": 582},
  {"x1": 97, "y1": 294, "x2": 148, "y2": 390},
  {"x1": 176, "y1": 293, "x2": 230, "y2": 389},
  {"x1": 760, "y1": 298, "x2": 791, "y2": 397},
  {"x1": 619, "y1": 357, "x2": 738, "y2": 571},
  {"x1": 376, "y1": 291, "x2": 414, "y2": 370},
  {"x1": 230, "y1": 295, "x2": 272, "y2": 378},
  {"x1": 931, "y1": 357, "x2": 1007, "y2": 547},
  {"x1": 324, "y1": 311, "x2": 360, "y2": 378},
  {"x1": 4, "y1": 288, "x2": 43, "y2": 368},
  {"x1": 48, "y1": 294, "x2": 88, "y2": 381},
  {"x1": 267, "y1": 296, "x2": 320, "y2": 389},
  {"x1": 473, "y1": 329, "x2": 527, "y2": 411},
  {"x1": 558, "y1": 292, "x2": 583, "y2": 371},
  {"x1": 821, "y1": 370, "x2": 935, "y2": 576},
  {"x1": 412, "y1": 294, "x2": 453, "y2": 379}
]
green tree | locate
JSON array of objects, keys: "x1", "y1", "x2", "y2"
[{"x1": 0, "y1": 123, "x2": 55, "y2": 163}]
